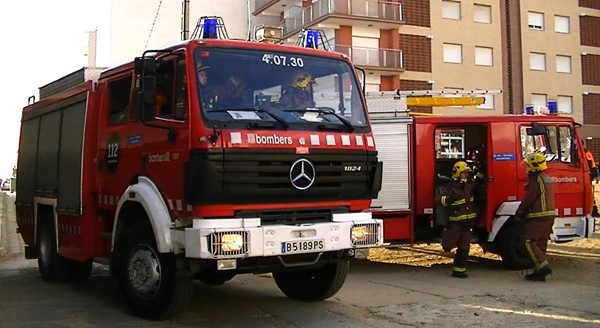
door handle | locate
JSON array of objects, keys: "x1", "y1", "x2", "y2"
[{"x1": 487, "y1": 176, "x2": 493, "y2": 182}]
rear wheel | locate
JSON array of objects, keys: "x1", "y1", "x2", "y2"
[
  {"x1": 37, "y1": 218, "x2": 70, "y2": 282},
  {"x1": 118, "y1": 221, "x2": 194, "y2": 320},
  {"x1": 273, "y1": 260, "x2": 349, "y2": 302},
  {"x1": 498, "y1": 221, "x2": 534, "y2": 270}
]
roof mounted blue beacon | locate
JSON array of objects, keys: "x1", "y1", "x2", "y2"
[
  {"x1": 190, "y1": 16, "x2": 229, "y2": 40},
  {"x1": 294, "y1": 28, "x2": 332, "y2": 51}
]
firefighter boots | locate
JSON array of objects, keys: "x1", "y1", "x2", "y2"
[{"x1": 525, "y1": 266, "x2": 552, "y2": 282}]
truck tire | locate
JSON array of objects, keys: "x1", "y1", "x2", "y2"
[
  {"x1": 498, "y1": 222, "x2": 534, "y2": 270},
  {"x1": 37, "y1": 218, "x2": 70, "y2": 282},
  {"x1": 118, "y1": 221, "x2": 194, "y2": 320},
  {"x1": 273, "y1": 260, "x2": 349, "y2": 302}
]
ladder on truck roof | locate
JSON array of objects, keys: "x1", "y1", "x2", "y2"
[{"x1": 366, "y1": 89, "x2": 503, "y2": 118}]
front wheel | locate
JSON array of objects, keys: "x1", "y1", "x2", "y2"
[
  {"x1": 118, "y1": 221, "x2": 194, "y2": 320},
  {"x1": 273, "y1": 260, "x2": 349, "y2": 302},
  {"x1": 497, "y1": 221, "x2": 534, "y2": 270}
]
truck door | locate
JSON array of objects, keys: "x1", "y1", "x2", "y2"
[{"x1": 486, "y1": 122, "x2": 520, "y2": 231}]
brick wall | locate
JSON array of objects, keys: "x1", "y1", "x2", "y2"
[
  {"x1": 399, "y1": 34, "x2": 432, "y2": 72},
  {"x1": 396, "y1": 0, "x2": 431, "y2": 27},
  {"x1": 580, "y1": 16, "x2": 600, "y2": 47},
  {"x1": 580, "y1": 0, "x2": 600, "y2": 10},
  {"x1": 586, "y1": 139, "x2": 600, "y2": 163},
  {"x1": 400, "y1": 79, "x2": 432, "y2": 113},
  {"x1": 582, "y1": 54, "x2": 600, "y2": 86},
  {"x1": 584, "y1": 93, "x2": 600, "y2": 125}
]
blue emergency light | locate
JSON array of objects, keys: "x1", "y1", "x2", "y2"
[
  {"x1": 303, "y1": 30, "x2": 319, "y2": 48},
  {"x1": 525, "y1": 104, "x2": 534, "y2": 115},
  {"x1": 547, "y1": 99, "x2": 558, "y2": 114},
  {"x1": 203, "y1": 18, "x2": 218, "y2": 39}
]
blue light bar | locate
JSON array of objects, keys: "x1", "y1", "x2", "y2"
[
  {"x1": 547, "y1": 99, "x2": 558, "y2": 114},
  {"x1": 304, "y1": 30, "x2": 319, "y2": 48},
  {"x1": 525, "y1": 104, "x2": 534, "y2": 115},
  {"x1": 203, "y1": 18, "x2": 218, "y2": 39}
]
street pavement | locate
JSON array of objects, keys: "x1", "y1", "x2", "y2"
[{"x1": 1, "y1": 192, "x2": 599, "y2": 328}]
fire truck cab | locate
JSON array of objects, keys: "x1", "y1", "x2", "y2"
[
  {"x1": 369, "y1": 98, "x2": 596, "y2": 269},
  {"x1": 15, "y1": 20, "x2": 383, "y2": 319}
]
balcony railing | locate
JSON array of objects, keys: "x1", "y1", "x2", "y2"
[
  {"x1": 335, "y1": 45, "x2": 403, "y2": 69},
  {"x1": 283, "y1": 0, "x2": 403, "y2": 35}
]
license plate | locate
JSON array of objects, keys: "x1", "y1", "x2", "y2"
[{"x1": 281, "y1": 239, "x2": 325, "y2": 254}]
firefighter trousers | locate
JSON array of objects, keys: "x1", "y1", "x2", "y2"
[
  {"x1": 523, "y1": 218, "x2": 554, "y2": 271},
  {"x1": 442, "y1": 220, "x2": 473, "y2": 272}
]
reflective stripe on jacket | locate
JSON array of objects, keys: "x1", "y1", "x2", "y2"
[{"x1": 516, "y1": 172, "x2": 555, "y2": 220}]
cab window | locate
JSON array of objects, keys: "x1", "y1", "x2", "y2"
[
  {"x1": 520, "y1": 126, "x2": 558, "y2": 161},
  {"x1": 108, "y1": 76, "x2": 133, "y2": 126},
  {"x1": 559, "y1": 126, "x2": 573, "y2": 163}
]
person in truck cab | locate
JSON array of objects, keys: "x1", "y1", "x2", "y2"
[
  {"x1": 436, "y1": 161, "x2": 485, "y2": 278},
  {"x1": 515, "y1": 152, "x2": 556, "y2": 282},
  {"x1": 280, "y1": 72, "x2": 317, "y2": 109}
]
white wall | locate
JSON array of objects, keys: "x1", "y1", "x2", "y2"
[{"x1": 110, "y1": 0, "x2": 270, "y2": 66}]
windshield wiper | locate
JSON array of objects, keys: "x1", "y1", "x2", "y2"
[
  {"x1": 283, "y1": 108, "x2": 354, "y2": 131},
  {"x1": 208, "y1": 107, "x2": 289, "y2": 129}
]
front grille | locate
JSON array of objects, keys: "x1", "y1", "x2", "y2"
[
  {"x1": 351, "y1": 223, "x2": 381, "y2": 247},
  {"x1": 237, "y1": 208, "x2": 338, "y2": 225},
  {"x1": 208, "y1": 231, "x2": 250, "y2": 258},
  {"x1": 185, "y1": 148, "x2": 381, "y2": 205}
]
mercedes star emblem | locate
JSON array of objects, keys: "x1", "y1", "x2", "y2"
[
  {"x1": 299, "y1": 137, "x2": 306, "y2": 146},
  {"x1": 289, "y1": 158, "x2": 316, "y2": 190}
]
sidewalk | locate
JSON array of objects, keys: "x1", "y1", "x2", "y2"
[{"x1": 0, "y1": 192, "x2": 22, "y2": 259}]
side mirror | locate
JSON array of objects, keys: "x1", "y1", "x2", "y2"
[
  {"x1": 526, "y1": 123, "x2": 547, "y2": 136},
  {"x1": 134, "y1": 57, "x2": 157, "y2": 75},
  {"x1": 140, "y1": 76, "x2": 156, "y2": 121}
]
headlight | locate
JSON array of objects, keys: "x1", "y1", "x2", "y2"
[
  {"x1": 351, "y1": 224, "x2": 380, "y2": 247},
  {"x1": 351, "y1": 226, "x2": 370, "y2": 242},
  {"x1": 220, "y1": 234, "x2": 244, "y2": 252}
]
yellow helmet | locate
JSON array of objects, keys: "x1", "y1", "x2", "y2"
[
  {"x1": 452, "y1": 161, "x2": 472, "y2": 179},
  {"x1": 291, "y1": 72, "x2": 316, "y2": 89},
  {"x1": 523, "y1": 152, "x2": 547, "y2": 172}
]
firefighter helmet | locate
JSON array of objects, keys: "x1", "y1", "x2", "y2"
[
  {"x1": 523, "y1": 152, "x2": 547, "y2": 172},
  {"x1": 196, "y1": 60, "x2": 210, "y2": 72},
  {"x1": 467, "y1": 147, "x2": 483, "y2": 163},
  {"x1": 290, "y1": 72, "x2": 316, "y2": 89},
  {"x1": 452, "y1": 161, "x2": 472, "y2": 179}
]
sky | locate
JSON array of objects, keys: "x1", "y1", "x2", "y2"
[{"x1": 0, "y1": 0, "x2": 111, "y2": 179}]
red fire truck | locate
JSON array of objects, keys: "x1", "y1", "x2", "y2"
[
  {"x1": 15, "y1": 20, "x2": 383, "y2": 319},
  {"x1": 367, "y1": 91, "x2": 596, "y2": 269}
]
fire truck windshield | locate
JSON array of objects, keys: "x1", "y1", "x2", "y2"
[{"x1": 194, "y1": 47, "x2": 368, "y2": 131}]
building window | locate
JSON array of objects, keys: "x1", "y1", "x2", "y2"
[
  {"x1": 442, "y1": 1, "x2": 461, "y2": 20},
  {"x1": 530, "y1": 53, "x2": 546, "y2": 71},
  {"x1": 443, "y1": 43, "x2": 463, "y2": 63},
  {"x1": 558, "y1": 95, "x2": 573, "y2": 113},
  {"x1": 474, "y1": 4, "x2": 492, "y2": 24},
  {"x1": 528, "y1": 12, "x2": 544, "y2": 30},
  {"x1": 477, "y1": 94, "x2": 495, "y2": 110},
  {"x1": 555, "y1": 15, "x2": 570, "y2": 34},
  {"x1": 475, "y1": 47, "x2": 493, "y2": 66},
  {"x1": 556, "y1": 55, "x2": 572, "y2": 73},
  {"x1": 531, "y1": 93, "x2": 548, "y2": 110}
]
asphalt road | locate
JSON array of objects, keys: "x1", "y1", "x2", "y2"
[{"x1": 1, "y1": 192, "x2": 599, "y2": 328}]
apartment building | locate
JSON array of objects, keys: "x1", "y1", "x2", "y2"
[{"x1": 108, "y1": 0, "x2": 599, "y2": 150}]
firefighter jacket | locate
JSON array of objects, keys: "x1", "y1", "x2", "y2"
[
  {"x1": 435, "y1": 172, "x2": 485, "y2": 222},
  {"x1": 516, "y1": 171, "x2": 555, "y2": 220}
]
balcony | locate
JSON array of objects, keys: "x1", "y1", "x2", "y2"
[
  {"x1": 282, "y1": 0, "x2": 403, "y2": 37},
  {"x1": 335, "y1": 45, "x2": 404, "y2": 71}
]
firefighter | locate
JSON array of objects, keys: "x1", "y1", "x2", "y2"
[
  {"x1": 584, "y1": 145, "x2": 598, "y2": 181},
  {"x1": 280, "y1": 72, "x2": 316, "y2": 109},
  {"x1": 436, "y1": 161, "x2": 485, "y2": 278},
  {"x1": 196, "y1": 60, "x2": 218, "y2": 110},
  {"x1": 515, "y1": 152, "x2": 556, "y2": 282}
]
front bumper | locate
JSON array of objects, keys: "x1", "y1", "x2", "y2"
[{"x1": 172, "y1": 212, "x2": 382, "y2": 259}]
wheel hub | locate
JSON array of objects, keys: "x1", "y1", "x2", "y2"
[{"x1": 127, "y1": 245, "x2": 161, "y2": 298}]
